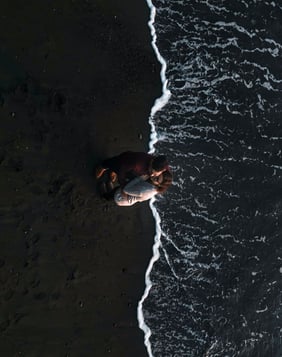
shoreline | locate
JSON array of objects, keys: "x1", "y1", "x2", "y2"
[{"x1": 0, "y1": 1, "x2": 161, "y2": 356}]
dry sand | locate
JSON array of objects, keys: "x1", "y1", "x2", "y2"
[{"x1": 0, "y1": 1, "x2": 161, "y2": 356}]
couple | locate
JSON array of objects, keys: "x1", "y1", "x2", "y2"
[{"x1": 96, "y1": 151, "x2": 172, "y2": 206}]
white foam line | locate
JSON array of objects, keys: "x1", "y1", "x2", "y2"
[
  {"x1": 137, "y1": 1, "x2": 171, "y2": 357},
  {"x1": 145, "y1": 0, "x2": 171, "y2": 153},
  {"x1": 137, "y1": 197, "x2": 163, "y2": 357}
]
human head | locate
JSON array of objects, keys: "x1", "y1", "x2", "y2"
[
  {"x1": 155, "y1": 170, "x2": 173, "y2": 193},
  {"x1": 150, "y1": 155, "x2": 169, "y2": 177}
]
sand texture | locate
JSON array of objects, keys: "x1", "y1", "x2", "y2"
[{"x1": 0, "y1": 1, "x2": 161, "y2": 356}]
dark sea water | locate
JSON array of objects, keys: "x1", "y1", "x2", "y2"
[{"x1": 139, "y1": 1, "x2": 282, "y2": 356}]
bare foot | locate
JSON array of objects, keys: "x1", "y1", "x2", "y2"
[
  {"x1": 96, "y1": 166, "x2": 106, "y2": 178},
  {"x1": 110, "y1": 171, "x2": 117, "y2": 182}
]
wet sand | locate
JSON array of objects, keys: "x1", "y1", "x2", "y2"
[{"x1": 0, "y1": 1, "x2": 161, "y2": 356}]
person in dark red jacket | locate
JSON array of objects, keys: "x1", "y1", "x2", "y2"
[{"x1": 96, "y1": 151, "x2": 171, "y2": 188}]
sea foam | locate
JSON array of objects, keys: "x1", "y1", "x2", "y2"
[
  {"x1": 137, "y1": 1, "x2": 171, "y2": 356},
  {"x1": 138, "y1": 0, "x2": 282, "y2": 355}
]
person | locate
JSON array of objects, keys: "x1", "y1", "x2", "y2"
[
  {"x1": 96, "y1": 151, "x2": 171, "y2": 187},
  {"x1": 114, "y1": 170, "x2": 173, "y2": 206}
]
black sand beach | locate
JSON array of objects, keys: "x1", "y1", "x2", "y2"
[{"x1": 0, "y1": 1, "x2": 161, "y2": 356}]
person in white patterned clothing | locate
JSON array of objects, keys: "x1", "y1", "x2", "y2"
[
  {"x1": 114, "y1": 170, "x2": 172, "y2": 206},
  {"x1": 96, "y1": 151, "x2": 172, "y2": 202}
]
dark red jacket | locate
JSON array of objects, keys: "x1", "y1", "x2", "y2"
[{"x1": 102, "y1": 151, "x2": 153, "y2": 186}]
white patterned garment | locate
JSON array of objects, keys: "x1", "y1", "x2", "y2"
[{"x1": 114, "y1": 176, "x2": 158, "y2": 206}]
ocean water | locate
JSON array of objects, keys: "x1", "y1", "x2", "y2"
[{"x1": 138, "y1": 1, "x2": 282, "y2": 356}]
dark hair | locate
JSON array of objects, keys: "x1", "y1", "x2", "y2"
[{"x1": 152, "y1": 155, "x2": 168, "y2": 171}]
